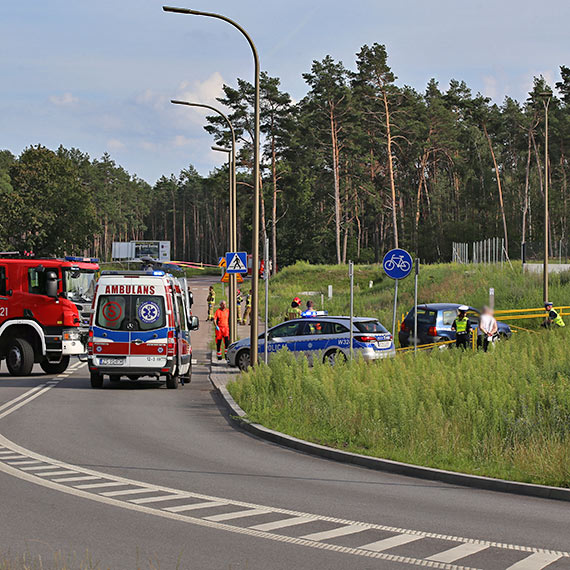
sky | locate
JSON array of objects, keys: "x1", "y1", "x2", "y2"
[{"x1": 1, "y1": 0, "x2": 568, "y2": 183}]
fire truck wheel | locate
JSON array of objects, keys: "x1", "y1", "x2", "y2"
[
  {"x1": 6, "y1": 338, "x2": 34, "y2": 376},
  {"x1": 90, "y1": 372, "x2": 103, "y2": 388},
  {"x1": 40, "y1": 356, "x2": 70, "y2": 375},
  {"x1": 165, "y1": 373, "x2": 179, "y2": 389}
]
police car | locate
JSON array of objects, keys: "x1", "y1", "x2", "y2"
[{"x1": 226, "y1": 315, "x2": 395, "y2": 371}]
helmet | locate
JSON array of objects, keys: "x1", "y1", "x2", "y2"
[
  {"x1": 545, "y1": 301, "x2": 553, "y2": 308},
  {"x1": 293, "y1": 297, "x2": 301, "y2": 305},
  {"x1": 458, "y1": 305, "x2": 469, "y2": 312}
]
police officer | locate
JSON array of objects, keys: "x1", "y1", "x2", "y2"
[
  {"x1": 543, "y1": 302, "x2": 565, "y2": 328},
  {"x1": 452, "y1": 305, "x2": 471, "y2": 349},
  {"x1": 206, "y1": 286, "x2": 216, "y2": 321},
  {"x1": 242, "y1": 290, "x2": 252, "y2": 325},
  {"x1": 285, "y1": 297, "x2": 302, "y2": 321}
]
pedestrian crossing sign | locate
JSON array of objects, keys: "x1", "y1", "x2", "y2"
[
  {"x1": 221, "y1": 272, "x2": 244, "y2": 283},
  {"x1": 225, "y1": 251, "x2": 248, "y2": 274}
]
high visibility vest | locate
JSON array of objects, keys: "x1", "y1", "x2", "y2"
[
  {"x1": 246, "y1": 295, "x2": 252, "y2": 308},
  {"x1": 455, "y1": 317, "x2": 469, "y2": 333},
  {"x1": 286, "y1": 307, "x2": 301, "y2": 321},
  {"x1": 551, "y1": 309, "x2": 565, "y2": 327}
]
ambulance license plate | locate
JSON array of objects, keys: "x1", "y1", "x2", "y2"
[{"x1": 99, "y1": 357, "x2": 125, "y2": 366}]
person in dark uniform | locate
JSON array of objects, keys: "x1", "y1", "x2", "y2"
[{"x1": 452, "y1": 305, "x2": 471, "y2": 349}]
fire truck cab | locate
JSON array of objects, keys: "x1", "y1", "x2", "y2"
[
  {"x1": 88, "y1": 270, "x2": 199, "y2": 389},
  {"x1": 0, "y1": 256, "x2": 99, "y2": 376}
]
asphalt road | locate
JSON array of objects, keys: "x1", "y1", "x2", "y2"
[{"x1": 0, "y1": 275, "x2": 568, "y2": 570}]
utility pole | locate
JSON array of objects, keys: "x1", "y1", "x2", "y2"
[{"x1": 538, "y1": 91, "x2": 552, "y2": 303}]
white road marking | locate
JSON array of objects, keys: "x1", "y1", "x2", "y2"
[
  {"x1": 52, "y1": 475, "x2": 100, "y2": 483},
  {"x1": 505, "y1": 552, "x2": 563, "y2": 569},
  {"x1": 427, "y1": 542, "x2": 489, "y2": 563},
  {"x1": 359, "y1": 534, "x2": 423, "y2": 552},
  {"x1": 250, "y1": 516, "x2": 315, "y2": 532},
  {"x1": 101, "y1": 488, "x2": 158, "y2": 497},
  {"x1": 0, "y1": 454, "x2": 24, "y2": 460},
  {"x1": 6, "y1": 460, "x2": 41, "y2": 466},
  {"x1": 75, "y1": 481, "x2": 124, "y2": 489},
  {"x1": 0, "y1": 433, "x2": 568, "y2": 570},
  {"x1": 205, "y1": 508, "x2": 270, "y2": 522},
  {"x1": 130, "y1": 494, "x2": 190, "y2": 505},
  {"x1": 301, "y1": 525, "x2": 369, "y2": 541},
  {"x1": 0, "y1": 385, "x2": 46, "y2": 413},
  {"x1": 37, "y1": 470, "x2": 78, "y2": 477},
  {"x1": 21, "y1": 465, "x2": 62, "y2": 471},
  {"x1": 164, "y1": 501, "x2": 229, "y2": 513},
  {"x1": 0, "y1": 385, "x2": 53, "y2": 420}
]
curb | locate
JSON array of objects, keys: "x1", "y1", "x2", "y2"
[{"x1": 209, "y1": 356, "x2": 570, "y2": 502}]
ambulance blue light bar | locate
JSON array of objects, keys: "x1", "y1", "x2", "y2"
[
  {"x1": 64, "y1": 256, "x2": 100, "y2": 263},
  {"x1": 152, "y1": 270, "x2": 165, "y2": 276}
]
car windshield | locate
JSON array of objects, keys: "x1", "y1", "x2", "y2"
[
  {"x1": 64, "y1": 269, "x2": 96, "y2": 302},
  {"x1": 95, "y1": 294, "x2": 166, "y2": 331},
  {"x1": 355, "y1": 320, "x2": 388, "y2": 333}
]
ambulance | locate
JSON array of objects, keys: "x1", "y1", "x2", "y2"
[{"x1": 88, "y1": 270, "x2": 198, "y2": 389}]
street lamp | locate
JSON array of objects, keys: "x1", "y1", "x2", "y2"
[
  {"x1": 164, "y1": 6, "x2": 261, "y2": 366},
  {"x1": 171, "y1": 99, "x2": 238, "y2": 342},
  {"x1": 538, "y1": 91, "x2": 552, "y2": 303}
]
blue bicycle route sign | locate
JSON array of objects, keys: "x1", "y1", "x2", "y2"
[{"x1": 382, "y1": 248, "x2": 413, "y2": 280}]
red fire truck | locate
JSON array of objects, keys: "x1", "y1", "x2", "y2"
[{"x1": 0, "y1": 255, "x2": 99, "y2": 376}]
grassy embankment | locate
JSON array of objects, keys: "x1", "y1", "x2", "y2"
[
  {"x1": 228, "y1": 261, "x2": 570, "y2": 487},
  {"x1": 261, "y1": 260, "x2": 570, "y2": 329}
]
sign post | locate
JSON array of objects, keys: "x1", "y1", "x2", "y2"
[
  {"x1": 414, "y1": 259, "x2": 420, "y2": 354},
  {"x1": 264, "y1": 238, "x2": 269, "y2": 365},
  {"x1": 349, "y1": 261, "x2": 354, "y2": 360},
  {"x1": 382, "y1": 248, "x2": 413, "y2": 341},
  {"x1": 226, "y1": 252, "x2": 248, "y2": 344}
]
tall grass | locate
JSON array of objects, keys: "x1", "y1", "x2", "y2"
[
  {"x1": 262, "y1": 261, "x2": 570, "y2": 329},
  {"x1": 229, "y1": 330, "x2": 570, "y2": 487}
]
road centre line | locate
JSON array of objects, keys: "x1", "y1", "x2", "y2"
[
  {"x1": 0, "y1": 385, "x2": 46, "y2": 413},
  {"x1": 0, "y1": 433, "x2": 568, "y2": 570},
  {"x1": 0, "y1": 385, "x2": 54, "y2": 420}
]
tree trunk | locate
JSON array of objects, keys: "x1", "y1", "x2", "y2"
[
  {"x1": 482, "y1": 123, "x2": 509, "y2": 255},
  {"x1": 329, "y1": 103, "x2": 342, "y2": 264},
  {"x1": 383, "y1": 90, "x2": 398, "y2": 248}
]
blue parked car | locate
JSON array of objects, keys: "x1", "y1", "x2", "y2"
[
  {"x1": 227, "y1": 316, "x2": 395, "y2": 371},
  {"x1": 398, "y1": 303, "x2": 512, "y2": 348}
]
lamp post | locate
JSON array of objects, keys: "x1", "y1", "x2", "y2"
[
  {"x1": 211, "y1": 145, "x2": 238, "y2": 343},
  {"x1": 538, "y1": 91, "x2": 552, "y2": 303},
  {"x1": 164, "y1": 6, "x2": 261, "y2": 367},
  {"x1": 171, "y1": 99, "x2": 238, "y2": 342}
]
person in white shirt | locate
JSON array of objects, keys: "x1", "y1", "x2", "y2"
[{"x1": 479, "y1": 306, "x2": 498, "y2": 352}]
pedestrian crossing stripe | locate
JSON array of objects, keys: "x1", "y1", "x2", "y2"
[{"x1": 225, "y1": 252, "x2": 248, "y2": 274}]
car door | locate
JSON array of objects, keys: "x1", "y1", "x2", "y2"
[
  {"x1": 0, "y1": 265, "x2": 8, "y2": 323},
  {"x1": 266, "y1": 322, "x2": 301, "y2": 356},
  {"x1": 129, "y1": 290, "x2": 169, "y2": 371},
  {"x1": 295, "y1": 320, "x2": 337, "y2": 363}
]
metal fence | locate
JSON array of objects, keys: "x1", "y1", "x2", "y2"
[{"x1": 452, "y1": 238, "x2": 506, "y2": 265}]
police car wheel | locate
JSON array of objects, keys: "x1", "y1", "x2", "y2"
[
  {"x1": 166, "y1": 374, "x2": 179, "y2": 389},
  {"x1": 90, "y1": 372, "x2": 103, "y2": 388},
  {"x1": 324, "y1": 349, "x2": 346, "y2": 366},
  {"x1": 6, "y1": 338, "x2": 34, "y2": 376},
  {"x1": 236, "y1": 349, "x2": 250, "y2": 371}
]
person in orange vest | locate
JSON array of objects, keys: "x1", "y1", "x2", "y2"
[{"x1": 214, "y1": 300, "x2": 230, "y2": 360}]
